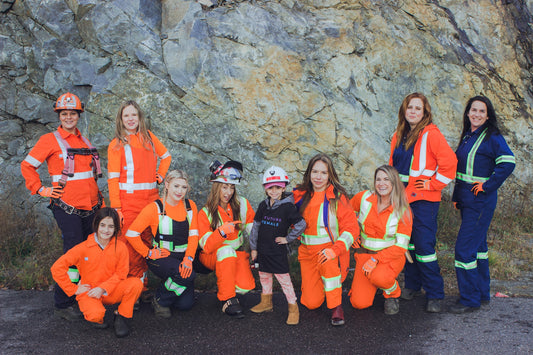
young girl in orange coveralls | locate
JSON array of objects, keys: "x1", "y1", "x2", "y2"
[
  {"x1": 349, "y1": 165, "x2": 412, "y2": 315},
  {"x1": 107, "y1": 100, "x2": 171, "y2": 302},
  {"x1": 293, "y1": 154, "x2": 359, "y2": 326},
  {"x1": 51, "y1": 207, "x2": 143, "y2": 338},
  {"x1": 126, "y1": 170, "x2": 199, "y2": 319},
  {"x1": 197, "y1": 160, "x2": 255, "y2": 318}
]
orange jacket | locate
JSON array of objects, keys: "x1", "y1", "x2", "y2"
[
  {"x1": 350, "y1": 190, "x2": 412, "y2": 264},
  {"x1": 126, "y1": 199, "x2": 199, "y2": 259},
  {"x1": 389, "y1": 124, "x2": 457, "y2": 203},
  {"x1": 107, "y1": 130, "x2": 171, "y2": 209},
  {"x1": 293, "y1": 185, "x2": 359, "y2": 257},
  {"x1": 198, "y1": 197, "x2": 255, "y2": 254},
  {"x1": 21, "y1": 126, "x2": 100, "y2": 210},
  {"x1": 51, "y1": 234, "x2": 129, "y2": 297}
]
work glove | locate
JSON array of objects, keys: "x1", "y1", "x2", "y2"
[
  {"x1": 179, "y1": 256, "x2": 193, "y2": 278},
  {"x1": 471, "y1": 182, "x2": 484, "y2": 196},
  {"x1": 146, "y1": 247, "x2": 170, "y2": 260},
  {"x1": 38, "y1": 185, "x2": 64, "y2": 199},
  {"x1": 414, "y1": 179, "x2": 431, "y2": 191},
  {"x1": 317, "y1": 248, "x2": 336, "y2": 264},
  {"x1": 115, "y1": 208, "x2": 124, "y2": 227},
  {"x1": 156, "y1": 173, "x2": 164, "y2": 184},
  {"x1": 218, "y1": 220, "x2": 241, "y2": 239},
  {"x1": 362, "y1": 257, "x2": 378, "y2": 276}
]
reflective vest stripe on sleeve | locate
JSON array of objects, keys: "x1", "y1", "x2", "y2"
[{"x1": 24, "y1": 155, "x2": 42, "y2": 168}]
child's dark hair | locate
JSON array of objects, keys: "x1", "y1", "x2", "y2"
[{"x1": 92, "y1": 207, "x2": 121, "y2": 239}]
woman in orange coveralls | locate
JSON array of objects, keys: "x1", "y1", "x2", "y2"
[
  {"x1": 349, "y1": 165, "x2": 412, "y2": 315},
  {"x1": 293, "y1": 154, "x2": 359, "y2": 326},
  {"x1": 197, "y1": 160, "x2": 255, "y2": 318},
  {"x1": 126, "y1": 170, "x2": 199, "y2": 319},
  {"x1": 107, "y1": 100, "x2": 171, "y2": 299},
  {"x1": 51, "y1": 207, "x2": 143, "y2": 338}
]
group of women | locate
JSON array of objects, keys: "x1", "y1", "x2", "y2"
[{"x1": 22, "y1": 91, "x2": 515, "y2": 336}]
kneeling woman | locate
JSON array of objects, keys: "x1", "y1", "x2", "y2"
[
  {"x1": 349, "y1": 165, "x2": 412, "y2": 315},
  {"x1": 51, "y1": 207, "x2": 143, "y2": 338},
  {"x1": 126, "y1": 170, "x2": 199, "y2": 318}
]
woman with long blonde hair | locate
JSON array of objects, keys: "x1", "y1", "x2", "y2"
[
  {"x1": 125, "y1": 170, "x2": 199, "y2": 318},
  {"x1": 349, "y1": 165, "x2": 412, "y2": 315}
]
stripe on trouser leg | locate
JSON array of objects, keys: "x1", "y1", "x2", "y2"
[
  {"x1": 382, "y1": 280, "x2": 398, "y2": 295},
  {"x1": 455, "y1": 259, "x2": 477, "y2": 270},
  {"x1": 165, "y1": 277, "x2": 186, "y2": 296},
  {"x1": 477, "y1": 252, "x2": 488, "y2": 260},
  {"x1": 321, "y1": 275, "x2": 341, "y2": 292},
  {"x1": 415, "y1": 253, "x2": 437, "y2": 263},
  {"x1": 235, "y1": 285, "x2": 251, "y2": 295}
]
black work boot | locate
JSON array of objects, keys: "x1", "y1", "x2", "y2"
[
  {"x1": 54, "y1": 306, "x2": 83, "y2": 321},
  {"x1": 222, "y1": 297, "x2": 244, "y2": 318},
  {"x1": 114, "y1": 313, "x2": 130, "y2": 338}
]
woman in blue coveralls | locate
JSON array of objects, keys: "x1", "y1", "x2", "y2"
[{"x1": 449, "y1": 96, "x2": 515, "y2": 314}]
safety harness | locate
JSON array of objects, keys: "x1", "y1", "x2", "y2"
[
  {"x1": 152, "y1": 199, "x2": 193, "y2": 254},
  {"x1": 49, "y1": 131, "x2": 103, "y2": 216}
]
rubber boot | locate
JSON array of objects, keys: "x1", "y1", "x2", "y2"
[
  {"x1": 250, "y1": 294, "x2": 273, "y2": 313},
  {"x1": 286, "y1": 303, "x2": 299, "y2": 325}
]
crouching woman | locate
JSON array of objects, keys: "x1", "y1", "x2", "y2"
[{"x1": 51, "y1": 207, "x2": 143, "y2": 337}]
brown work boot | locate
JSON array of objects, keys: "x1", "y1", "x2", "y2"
[
  {"x1": 286, "y1": 302, "x2": 299, "y2": 325},
  {"x1": 250, "y1": 294, "x2": 273, "y2": 313},
  {"x1": 151, "y1": 297, "x2": 171, "y2": 319},
  {"x1": 54, "y1": 306, "x2": 83, "y2": 321},
  {"x1": 331, "y1": 305, "x2": 345, "y2": 326}
]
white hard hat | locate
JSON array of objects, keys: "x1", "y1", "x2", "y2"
[{"x1": 262, "y1": 166, "x2": 289, "y2": 188}]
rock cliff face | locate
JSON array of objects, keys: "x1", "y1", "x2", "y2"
[{"x1": 1, "y1": 0, "x2": 532, "y2": 223}]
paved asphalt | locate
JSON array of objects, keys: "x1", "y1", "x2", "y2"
[{"x1": 0, "y1": 290, "x2": 531, "y2": 354}]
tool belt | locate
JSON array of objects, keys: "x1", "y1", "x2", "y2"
[
  {"x1": 49, "y1": 193, "x2": 103, "y2": 217},
  {"x1": 354, "y1": 247, "x2": 377, "y2": 255}
]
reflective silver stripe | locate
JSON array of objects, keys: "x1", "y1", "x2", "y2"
[
  {"x1": 199, "y1": 232, "x2": 211, "y2": 249},
  {"x1": 410, "y1": 131, "x2": 429, "y2": 177},
  {"x1": 216, "y1": 245, "x2": 236, "y2": 261},
  {"x1": 362, "y1": 235, "x2": 395, "y2": 250},
  {"x1": 455, "y1": 259, "x2": 477, "y2": 270},
  {"x1": 477, "y1": 252, "x2": 488, "y2": 260},
  {"x1": 398, "y1": 174, "x2": 409, "y2": 183},
  {"x1": 456, "y1": 172, "x2": 489, "y2": 183},
  {"x1": 51, "y1": 170, "x2": 94, "y2": 182},
  {"x1": 321, "y1": 275, "x2": 341, "y2": 292},
  {"x1": 189, "y1": 229, "x2": 199, "y2": 237},
  {"x1": 119, "y1": 182, "x2": 157, "y2": 191},
  {"x1": 357, "y1": 191, "x2": 373, "y2": 226},
  {"x1": 24, "y1": 155, "x2": 42, "y2": 168},
  {"x1": 416, "y1": 253, "x2": 437, "y2": 263},
  {"x1": 435, "y1": 172, "x2": 453, "y2": 185},
  {"x1": 165, "y1": 277, "x2": 186, "y2": 296},
  {"x1": 495, "y1": 155, "x2": 515, "y2": 164},
  {"x1": 301, "y1": 234, "x2": 332, "y2": 245},
  {"x1": 160, "y1": 151, "x2": 170, "y2": 159},
  {"x1": 408, "y1": 243, "x2": 415, "y2": 251},
  {"x1": 239, "y1": 196, "x2": 252, "y2": 235},
  {"x1": 159, "y1": 240, "x2": 173, "y2": 250},
  {"x1": 159, "y1": 215, "x2": 173, "y2": 235},
  {"x1": 235, "y1": 285, "x2": 251, "y2": 295},
  {"x1": 223, "y1": 236, "x2": 242, "y2": 249},
  {"x1": 108, "y1": 172, "x2": 120, "y2": 179},
  {"x1": 382, "y1": 280, "x2": 398, "y2": 295},
  {"x1": 54, "y1": 132, "x2": 68, "y2": 164},
  {"x1": 457, "y1": 128, "x2": 489, "y2": 184},
  {"x1": 125, "y1": 230, "x2": 141, "y2": 238},
  {"x1": 395, "y1": 233, "x2": 410, "y2": 249},
  {"x1": 172, "y1": 244, "x2": 188, "y2": 252},
  {"x1": 124, "y1": 144, "x2": 135, "y2": 193},
  {"x1": 337, "y1": 231, "x2": 354, "y2": 250},
  {"x1": 68, "y1": 268, "x2": 79, "y2": 283},
  {"x1": 187, "y1": 209, "x2": 193, "y2": 225}
]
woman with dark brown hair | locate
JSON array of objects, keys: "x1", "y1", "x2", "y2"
[
  {"x1": 293, "y1": 153, "x2": 359, "y2": 326},
  {"x1": 389, "y1": 93, "x2": 457, "y2": 313}
]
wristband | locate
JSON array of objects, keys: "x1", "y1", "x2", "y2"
[{"x1": 219, "y1": 228, "x2": 226, "y2": 239}]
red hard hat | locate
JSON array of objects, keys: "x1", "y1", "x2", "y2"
[{"x1": 54, "y1": 92, "x2": 84, "y2": 112}]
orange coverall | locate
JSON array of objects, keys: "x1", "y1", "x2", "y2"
[
  {"x1": 293, "y1": 185, "x2": 359, "y2": 310},
  {"x1": 21, "y1": 126, "x2": 100, "y2": 210},
  {"x1": 349, "y1": 191, "x2": 413, "y2": 309},
  {"x1": 50, "y1": 234, "x2": 143, "y2": 323},
  {"x1": 107, "y1": 130, "x2": 171, "y2": 279},
  {"x1": 197, "y1": 197, "x2": 255, "y2": 301}
]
